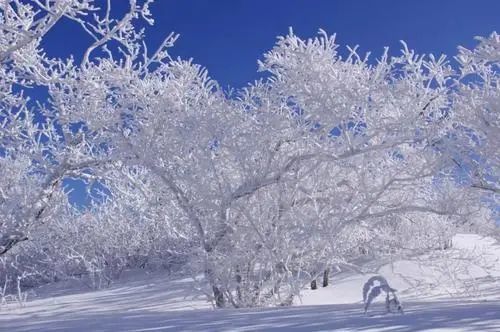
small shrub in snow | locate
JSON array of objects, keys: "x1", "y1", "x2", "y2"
[{"x1": 363, "y1": 276, "x2": 403, "y2": 315}]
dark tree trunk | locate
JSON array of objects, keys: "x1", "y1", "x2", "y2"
[
  {"x1": 251, "y1": 283, "x2": 261, "y2": 306},
  {"x1": 310, "y1": 279, "x2": 317, "y2": 290},
  {"x1": 235, "y1": 266, "x2": 242, "y2": 302},
  {"x1": 322, "y1": 268, "x2": 330, "y2": 287},
  {"x1": 213, "y1": 285, "x2": 225, "y2": 308},
  {"x1": 205, "y1": 266, "x2": 225, "y2": 308}
]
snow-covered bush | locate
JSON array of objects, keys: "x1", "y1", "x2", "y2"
[
  {"x1": 0, "y1": 172, "x2": 192, "y2": 292},
  {"x1": 363, "y1": 276, "x2": 403, "y2": 314}
]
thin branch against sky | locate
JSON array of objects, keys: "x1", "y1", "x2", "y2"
[{"x1": 41, "y1": 0, "x2": 500, "y2": 88}]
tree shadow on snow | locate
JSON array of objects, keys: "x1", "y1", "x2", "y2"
[{"x1": 1, "y1": 300, "x2": 500, "y2": 331}]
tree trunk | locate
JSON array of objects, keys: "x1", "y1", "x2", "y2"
[
  {"x1": 235, "y1": 266, "x2": 242, "y2": 303},
  {"x1": 310, "y1": 279, "x2": 317, "y2": 290},
  {"x1": 212, "y1": 285, "x2": 225, "y2": 308},
  {"x1": 251, "y1": 283, "x2": 261, "y2": 306},
  {"x1": 322, "y1": 268, "x2": 329, "y2": 287},
  {"x1": 205, "y1": 266, "x2": 225, "y2": 308}
]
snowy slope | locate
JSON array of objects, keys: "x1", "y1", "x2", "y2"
[
  {"x1": 1, "y1": 234, "x2": 500, "y2": 332},
  {"x1": 297, "y1": 234, "x2": 500, "y2": 306}
]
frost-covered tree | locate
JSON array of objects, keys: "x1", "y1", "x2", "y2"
[
  {"x1": 453, "y1": 32, "x2": 499, "y2": 201},
  {"x1": 0, "y1": 0, "x2": 159, "y2": 256},
  {"x1": 0, "y1": 0, "x2": 497, "y2": 308}
]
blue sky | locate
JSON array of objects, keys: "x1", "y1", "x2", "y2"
[{"x1": 42, "y1": 0, "x2": 500, "y2": 88}]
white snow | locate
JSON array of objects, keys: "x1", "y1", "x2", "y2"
[{"x1": 1, "y1": 234, "x2": 500, "y2": 331}]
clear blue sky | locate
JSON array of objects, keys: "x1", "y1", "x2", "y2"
[{"x1": 43, "y1": 0, "x2": 500, "y2": 88}]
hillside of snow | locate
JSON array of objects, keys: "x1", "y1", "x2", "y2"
[{"x1": 1, "y1": 234, "x2": 500, "y2": 331}]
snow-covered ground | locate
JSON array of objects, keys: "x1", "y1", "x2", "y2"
[{"x1": 1, "y1": 234, "x2": 500, "y2": 331}]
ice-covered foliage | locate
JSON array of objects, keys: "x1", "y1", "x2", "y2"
[
  {"x1": 363, "y1": 276, "x2": 403, "y2": 314},
  {"x1": 453, "y1": 32, "x2": 500, "y2": 204},
  {"x1": 0, "y1": 1, "x2": 498, "y2": 308}
]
